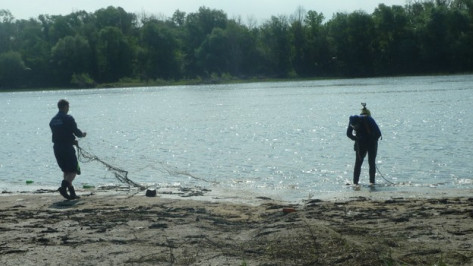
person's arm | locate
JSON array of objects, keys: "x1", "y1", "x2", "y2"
[
  {"x1": 347, "y1": 122, "x2": 357, "y2": 141},
  {"x1": 67, "y1": 116, "x2": 86, "y2": 138}
]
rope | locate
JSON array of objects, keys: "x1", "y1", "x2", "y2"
[
  {"x1": 76, "y1": 145, "x2": 146, "y2": 190},
  {"x1": 376, "y1": 165, "x2": 395, "y2": 185},
  {"x1": 375, "y1": 141, "x2": 395, "y2": 185},
  {"x1": 156, "y1": 162, "x2": 219, "y2": 185},
  {"x1": 355, "y1": 141, "x2": 395, "y2": 185}
]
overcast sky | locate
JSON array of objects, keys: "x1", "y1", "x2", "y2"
[{"x1": 1, "y1": 0, "x2": 408, "y2": 23}]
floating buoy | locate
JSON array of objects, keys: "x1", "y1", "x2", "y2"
[{"x1": 26, "y1": 180, "x2": 34, "y2": 184}]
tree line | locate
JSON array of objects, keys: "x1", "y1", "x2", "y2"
[{"x1": 0, "y1": 0, "x2": 472, "y2": 89}]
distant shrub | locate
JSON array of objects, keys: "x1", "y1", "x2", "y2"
[{"x1": 71, "y1": 73, "x2": 96, "y2": 88}]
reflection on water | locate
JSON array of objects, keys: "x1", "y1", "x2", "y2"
[{"x1": 1, "y1": 75, "x2": 472, "y2": 202}]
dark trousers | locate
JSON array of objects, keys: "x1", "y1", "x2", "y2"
[{"x1": 354, "y1": 141, "x2": 378, "y2": 184}]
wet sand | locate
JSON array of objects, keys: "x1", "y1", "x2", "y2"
[{"x1": 1, "y1": 189, "x2": 472, "y2": 265}]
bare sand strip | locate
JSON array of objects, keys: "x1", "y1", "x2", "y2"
[{"x1": 1, "y1": 190, "x2": 472, "y2": 265}]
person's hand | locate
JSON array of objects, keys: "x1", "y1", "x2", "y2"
[{"x1": 82, "y1": 132, "x2": 87, "y2": 137}]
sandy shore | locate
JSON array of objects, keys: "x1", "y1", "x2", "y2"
[{"x1": 1, "y1": 189, "x2": 472, "y2": 265}]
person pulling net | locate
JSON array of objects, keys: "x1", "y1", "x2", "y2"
[{"x1": 76, "y1": 144, "x2": 146, "y2": 190}]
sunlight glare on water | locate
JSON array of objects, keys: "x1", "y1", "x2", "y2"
[{"x1": 1, "y1": 75, "x2": 472, "y2": 202}]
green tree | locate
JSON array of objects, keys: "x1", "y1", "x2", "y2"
[
  {"x1": 96, "y1": 26, "x2": 133, "y2": 82},
  {"x1": 184, "y1": 7, "x2": 227, "y2": 77},
  {"x1": 373, "y1": 4, "x2": 418, "y2": 74},
  {"x1": 224, "y1": 20, "x2": 259, "y2": 77},
  {"x1": 327, "y1": 13, "x2": 350, "y2": 76},
  {"x1": 51, "y1": 35, "x2": 92, "y2": 85},
  {"x1": 94, "y1": 6, "x2": 137, "y2": 35},
  {"x1": 194, "y1": 20, "x2": 251, "y2": 77},
  {"x1": 1, "y1": 3, "x2": 473, "y2": 89},
  {"x1": 0, "y1": 10, "x2": 15, "y2": 54},
  {"x1": 259, "y1": 16, "x2": 293, "y2": 77},
  {"x1": 292, "y1": 10, "x2": 333, "y2": 77},
  {"x1": 421, "y1": 5, "x2": 450, "y2": 71},
  {"x1": 450, "y1": 0, "x2": 473, "y2": 70},
  {"x1": 328, "y1": 11, "x2": 376, "y2": 76},
  {"x1": 444, "y1": 2, "x2": 473, "y2": 71},
  {"x1": 47, "y1": 15, "x2": 77, "y2": 45},
  {"x1": 0, "y1": 9, "x2": 14, "y2": 23},
  {"x1": 0, "y1": 51, "x2": 27, "y2": 88},
  {"x1": 15, "y1": 18, "x2": 52, "y2": 86},
  {"x1": 195, "y1": 27, "x2": 229, "y2": 76},
  {"x1": 171, "y1": 10, "x2": 186, "y2": 27},
  {"x1": 138, "y1": 20, "x2": 181, "y2": 80},
  {"x1": 290, "y1": 8, "x2": 306, "y2": 77}
]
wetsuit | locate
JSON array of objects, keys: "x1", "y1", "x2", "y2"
[
  {"x1": 50, "y1": 111, "x2": 85, "y2": 174},
  {"x1": 346, "y1": 115, "x2": 381, "y2": 184}
]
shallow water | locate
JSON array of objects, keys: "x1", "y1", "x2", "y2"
[{"x1": 1, "y1": 75, "x2": 472, "y2": 202}]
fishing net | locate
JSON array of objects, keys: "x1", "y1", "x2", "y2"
[
  {"x1": 76, "y1": 145, "x2": 146, "y2": 190},
  {"x1": 76, "y1": 144, "x2": 217, "y2": 191},
  {"x1": 155, "y1": 162, "x2": 219, "y2": 185}
]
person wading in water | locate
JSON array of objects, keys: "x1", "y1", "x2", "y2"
[
  {"x1": 50, "y1": 99, "x2": 87, "y2": 199},
  {"x1": 346, "y1": 103, "x2": 382, "y2": 185}
]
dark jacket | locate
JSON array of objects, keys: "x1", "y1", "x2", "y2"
[
  {"x1": 50, "y1": 111, "x2": 85, "y2": 145},
  {"x1": 346, "y1": 115, "x2": 381, "y2": 146}
]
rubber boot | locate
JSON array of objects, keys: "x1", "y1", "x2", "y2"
[
  {"x1": 58, "y1": 180, "x2": 71, "y2": 200},
  {"x1": 68, "y1": 185, "x2": 80, "y2": 199}
]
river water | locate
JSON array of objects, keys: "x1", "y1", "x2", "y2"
[{"x1": 1, "y1": 75, "x2": 472, "y2": 202}]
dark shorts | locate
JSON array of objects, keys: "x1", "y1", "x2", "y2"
[{"x1": 53, "y1": 144, "x2": 80, "y2": 174}]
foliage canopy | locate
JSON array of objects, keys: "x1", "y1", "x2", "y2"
[{"x1": 0, "y1": 1, "x2": 472, "y2": 89}]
